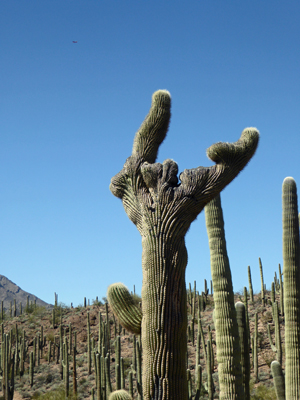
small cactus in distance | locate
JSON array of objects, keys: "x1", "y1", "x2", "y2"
[
  {"x1": 109, "y1": 390, "x2": 132, "y2": 400},
  {"x1": 259, "y1": 258, "x2": 265, "y2": 306}
]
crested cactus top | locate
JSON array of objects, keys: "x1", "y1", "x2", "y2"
[{"x1": 110, "y1": 90, "x2": 259, "y2": 237}]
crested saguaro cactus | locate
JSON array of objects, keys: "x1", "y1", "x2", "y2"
[{"x1": 109, "y1": 90, "x2": 259, "y2": 400}]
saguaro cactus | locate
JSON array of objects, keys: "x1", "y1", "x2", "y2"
[
  {"x1": 109, "y1": 90, "x2": 259, "y2": 400},
  {"x1": 205, "y1": 193, "x2": 244, "y2": 400},
  {"x1": 282, "y1": 177, "x2": 300, "y2": 399}
]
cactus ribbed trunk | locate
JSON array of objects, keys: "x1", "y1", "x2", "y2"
[
  {"x1": 205, "y1": 194, "x2": 244, "y2": 400},
  {"x1": 141, "y1": 233, "x2": 187, "y2": 399},
  {"x1": 282, "y1": 177, "x2": 300, "y2": 400}
]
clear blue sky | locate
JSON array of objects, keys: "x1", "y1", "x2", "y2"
[{"x1": 1, "y1": 1, "x2": 299, "y2": 306}]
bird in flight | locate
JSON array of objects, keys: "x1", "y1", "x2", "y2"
[{"x1": 72, "y1": 41, "x2": 78, "y2": 43}]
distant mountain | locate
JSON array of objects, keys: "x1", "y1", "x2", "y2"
[{"x1": 0, "y1": 275, "x2": 50, "y2": 313}]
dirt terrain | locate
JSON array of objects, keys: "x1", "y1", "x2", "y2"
[{"x1": 0, "y1": 291, "x2": 281, "y2": 399}]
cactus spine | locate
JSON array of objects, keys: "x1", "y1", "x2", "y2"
[
  {"x1": 204, "y1": 193, "x2": 244, "y2": 400},
  {"x1": 283, "y1": 177, "x2": 300, "y2": 399},
  {"x1": 109, "y1": 90, "x2": 259, "y2": 400}
]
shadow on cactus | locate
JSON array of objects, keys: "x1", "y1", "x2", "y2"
[{"x1": 108, "y1": 90, "x2": 259, "y2": 400}]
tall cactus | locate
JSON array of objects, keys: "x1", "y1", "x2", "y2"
[
  {"x1": 109, "y1": 90, "x2": 259, "y2": 400},
  {"x1": 282, "y1": 177, "x2": 300, "y2": 399},
  {"x1": 205, "y1": 193, "x2": 244, "y2": 400},
  {"x1": 259, "y1": 258, "x2": 265, "y2": 306},
  {"x1": 235, "y1": 301, "x2": 250, "y2": 400}
]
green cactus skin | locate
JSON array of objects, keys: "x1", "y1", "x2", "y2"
[
  {"x1": 73, "y1": 345, "x2": 78, "y2": 399},
  {"x1": 110, "y1": 90, "x2": 259, "y2": 400},
  {"x1": 235, "y1": 301, "x2": 250, "y2": 400},
  {"x1": 271, "y1": 282, "x2": 275, "y2": 304},
  {"x1": 101, "y1": 355, "x2": 106, "y2": 400},
  {"x1": 267, "y1": 323, "x2": 277, "y2": 353},
  {"x1": 98, "y1": 312, "x2": 103, "y2": 354},
  {"x1": 243, "y1": 287, "x2": 250, "y2": 349},
  {"x1": 278, "y1": 264, "x2": 284, "y2": 317},
  {"x1": 105, "y1": 355, "x2": 112, "y2": 397},
  {"x1": 271, "y1": 360, "x2": 285, "y2": 400},
  {"x1": 87, "y1": 312, "x2": 92, "y2": 375},
  {"x1": 204, "y1": 194, "x2": 244, "y2": 400},
  {"x1": 128, "y1": 370, "x2": 134, "y2": 398},
  {"x1": 116, "y1": 364, "x2": 121, "y2": 391},
  {"x1": 273, "y1": 301, "x2": 282, "y2": 366},
  {"x1": 47, "y1": 340, "x2": 51, "y2": 363},
  {"x1": 62, "y1": 339, "x2": 69, "y2": 398},
  {"x1": 120, "y1": 357, "x2": 125, "y2": 390},
  {"x1": 29, "y1": 351, "x2": 34, "y2": 387},
  {"x1": 195, "y1": 365, "x2": 202, "y2": 400},
  {"x1": 197, "y1": 308, "x2": 207, "y2": 367},
  {"x1": 253, "y1": 312, "x2": 258, "y2": 383},
  {"x1": 196, "y1": 330, "x2": 201, "y2": 367},
  {"x1": 107, "y1": 283, "x2": 142, "y2": 335},
  {"x1": 136, "y1": 341, "x2": 143, "y2": 400},
  {"x1": 259, "y1": 258, "x2": 265, "y2": 306},
  {"x1": 283, "y1": 177, "x2": 300, "y2": 399},
  {"x1": 3, "y1": 334, "x2": 15, "y2": 400},
  {"x1": 207, "y1": 339, "x2": 213, "y2": 400},
  {"x1": 108, "y1": 390, "x2": 132, "y2": 400},
  {"x1": 115, "y1": 335, "x2": 121, "y2": 368},
  {"x1": 187, "y1": 369, "x2": 192, "y2": 400},
  {"x1": 208, "y1": 325, "x2": 214, "y2": 373}
]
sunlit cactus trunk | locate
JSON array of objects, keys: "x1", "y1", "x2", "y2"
[
  {"x1": 282, "y1": 177, "x2": 300, "y2": 400},
  {"x1": 109, "y1": 90, "x2": 259, "y2": 400},
  {"x1": 205, "y1": 194, "x2": 244, "y2": 400},
  {"x1": 141, "y1": 233, "x2": 188, "y2": 398}
]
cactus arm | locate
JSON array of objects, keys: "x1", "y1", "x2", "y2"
[
  {"x1": 177, "y1": 128, "x2": 259, "y2": 220},
  {"x1": 110, "y1": 91, "x2": 171, "y2": 229},
  {"x1": 107, "y1": 283, "x2": 142, "y2": 335},
  {"x1": 132, "y1": 90, "x2": 171, "y2": 163}
]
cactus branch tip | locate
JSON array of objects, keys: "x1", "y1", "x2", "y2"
[
  {"x1": 206, "y1": 127, "x2": 260, "y2": 164},
  {"x1": 152, "y1": 89, "x2": 171, "y2": 103},
  {"x1": 283, "y1": 176, "x2": 296, "y2": 187}
]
